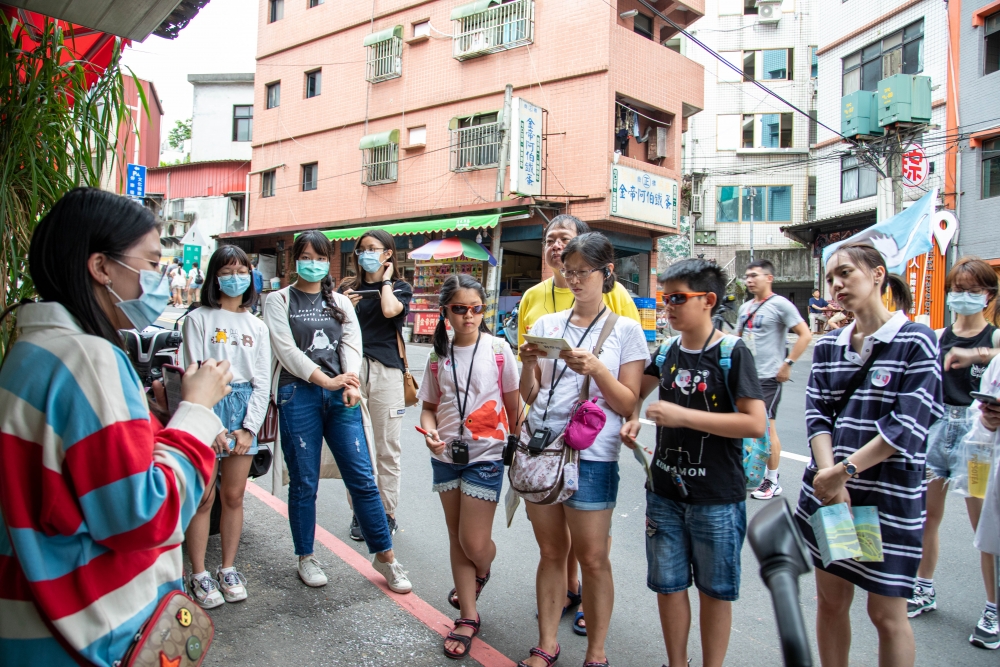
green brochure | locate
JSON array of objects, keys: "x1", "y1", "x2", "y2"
[{"x1": 809, "y1": 503, "x2": 883, "y2": 568}]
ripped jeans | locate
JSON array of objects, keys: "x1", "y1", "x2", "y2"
[{"x1": 278, "y1": 380, "x2": 392, "y2": 555}]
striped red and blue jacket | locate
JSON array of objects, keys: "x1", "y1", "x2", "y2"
[{"x1": 0, "y1": 303, "x2": 221, "y2": 666}]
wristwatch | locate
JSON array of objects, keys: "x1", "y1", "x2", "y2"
[
  {"x1": 381, "y1": 280, "x2": 393, "y2": 287},
  {"x1": 842, "y1": 459, "x2": 858, "y2": 476},
  {"x1": 783, "y1": 358, "x2": 795, "y2": 366}
]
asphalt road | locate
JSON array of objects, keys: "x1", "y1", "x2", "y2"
[{"x1": 171, "y1": 326, "x2": 994, "y2": 667}]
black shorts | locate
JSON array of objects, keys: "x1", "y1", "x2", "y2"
[{"x1": 760, "y1": 377, "x2": 782, "y2": 420}]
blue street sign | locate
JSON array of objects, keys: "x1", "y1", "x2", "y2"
[{"x1": 126, "y1": 163, "x2": 146, "y2": 198}]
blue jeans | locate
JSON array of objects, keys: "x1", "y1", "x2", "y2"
[
  {"x1": 645, "y1": 491, "x2": 746, "y2": 601},
  {"x1": 277, "y1": 381, "x2": 391, "y2": 556},
  {"x1": 430, "y1": 459, "x2": 504, "y2": 502},
  {"x1": 925, "y1": 404, "x2": 972, "y2": 480},
  {"x1": 563, "y1": 460, "x2": 620, "y2": 511}
]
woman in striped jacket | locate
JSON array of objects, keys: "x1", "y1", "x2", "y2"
[
  {"x1": 796, "y1": 243, "x2": 943, "y2": 667},
  {"x1": 0, "y1": 189, "x2": 232, "y2": 667}
]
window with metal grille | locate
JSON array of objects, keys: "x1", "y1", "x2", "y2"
[
  {"x1": 269, "y1": 0, "x2": 283, "y2": 23},
  {"x1": 450, "y1": 113, "x2": 500, "y2": 171},
  {"x1": 305, "y1": 70, "x2": 321, "y2": 98},
  {"x1": 451, "y1": 0, "x2": 534, "y2": 61},
  {"x1": 362, "y1": 144, "x2": 398, "y2": 185},
  {"x1": 716, "y1": 185, "x2": 792, "y2": 222},
  {"x1": 261, "y1": 170, "x2": 276, "y2": 198},
  {"x1": 233, "y1": 105, "x2": 253, "y2": 142},
  {"x1": 984, "y1": 139, "x2": 1000, "y2": 199},
  {"x1": 365, "y1": 29, "x2": 402, "y2": 83},
  {"x1": 302, "y1": 163, "x2": 317, "y2": 191},
  {"x1": 842, "y1": 20, "x2": 923, "y2": 94},
  {"x1": 986, "y1": 12, "x2": 1000, "y2": 76},
  {"x1": 266, "y1": 82, "x2": 280, "y2": 109},
  {"x1": 841, "y1": 154, "x2": 878, "y2": 202}
]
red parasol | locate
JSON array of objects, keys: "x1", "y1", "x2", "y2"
[{"x1": 2, "y1": 5, "x2": 125, "y2": 91}]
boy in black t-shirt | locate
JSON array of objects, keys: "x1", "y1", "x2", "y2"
[{"x1": 621, "y1": 259, "x2": 765, "y2": 667}]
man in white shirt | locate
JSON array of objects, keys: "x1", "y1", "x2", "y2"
[{"x1": 736, "y1": 259, "x2": 812, "y2": 500}]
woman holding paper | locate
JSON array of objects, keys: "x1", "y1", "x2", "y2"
[
  {"x1": 795, "y1": 243, "x2": 943, "y2": 667},
  {"x1": 516, "y1": 233, "x2": 647, "y2": 667}
]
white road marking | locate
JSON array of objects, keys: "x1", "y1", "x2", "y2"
[{"x1": 636, "y1": 419, "x2": 811, "y2": 463}]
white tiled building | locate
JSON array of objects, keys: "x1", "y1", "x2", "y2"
[
  {"x1": 810, "y1": 0, "x2": 948, "y2": 225},
  {"x1": 682, "y1": 0, "x2": 815, "y2": 279}
]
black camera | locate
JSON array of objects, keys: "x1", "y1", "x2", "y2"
[
  {"x1": 668, "y1": 465, "x2": 689, "y2": 500},
  {"x1": 503, "y1": 434, "x2": 517, "y2": 466},
  {"x1": 451, "y1": 440, "x2": 469, "y2": 465},
  {"x1": 527, "y1": 427, "x2": 552, "y2": 453}
]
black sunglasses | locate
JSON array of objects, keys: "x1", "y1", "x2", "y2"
[
  {"x1": 662, "y1": 292, "x2": 708, "y2": 305},
  {"x1": 443, "y1": 303, "x2": 485, "y2": 315}
]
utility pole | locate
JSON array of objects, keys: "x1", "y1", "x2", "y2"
[
  {"x1": 890, "y1": 131, "x2": 904, "y2": 216},
  {"x1": 487, "y1": 84, "x2": 513, "y2": 333},
  {"x1": 495, "y1": 84, "x2": 513, "y2": 202},
  {"x1": 748, "y1": 186, "x2": 756, "y2": 263}
]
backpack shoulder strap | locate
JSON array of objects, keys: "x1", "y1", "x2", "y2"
[
  {"x1": 492, "y1": 338, "x2": 505, "y2": 397},
  {"x1": 655, "y1": 336, "x2": 680, "y2": 369},
  {"x1": 428, "y1": 351, "x2": 439, "y2": 383},
  {"x1": 717, "y1": 334, "x2": 740, "y2": 411}
]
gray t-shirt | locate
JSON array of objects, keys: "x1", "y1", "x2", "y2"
[{"x1": 736, "y1": 295, "x2": 804, "y2": 378}]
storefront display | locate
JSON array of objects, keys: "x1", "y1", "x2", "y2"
[{"x1": 410, "y1": 259, "x2": 486, "y2": 342}]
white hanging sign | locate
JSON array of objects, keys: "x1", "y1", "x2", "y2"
[
  {"x1": 610, "y1": 164, "x2": 677, "y2": 228},
  {"x1": 508, "y1": 97, "x2": 543, "y2": 196}
]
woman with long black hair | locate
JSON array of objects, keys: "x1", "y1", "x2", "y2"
[
  {"x1": 263, "y1": 230, "x2": 412, "y2": 593},
  {"x1": 339, "y1": 229, "x2": 413, "y2": 539},
  {"x1": 0, "y1": 188, "x2": 232, "y2": 667}
]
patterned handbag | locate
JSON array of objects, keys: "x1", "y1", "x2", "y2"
[
  {"x1": 117, "y1": 590, "x2": 214, "y2": 667},
  {"x1": 508, "y1": 425, "x2": 580, "y2": 505}
]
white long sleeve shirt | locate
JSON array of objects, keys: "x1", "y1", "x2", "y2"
[
  {"x1": 180, "y1": 307, "x2": 272, "y2": 434},
  {"x1": 970, "y1": 355, "x2": 1000, "y2": 556}
]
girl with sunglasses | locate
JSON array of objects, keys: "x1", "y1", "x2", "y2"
[
  {"x1": 417, "y1": 274, "x2": 521, "y2": 659},
  {"x1": 517, "y1": 233, "x2": 648, "y2": 667}
]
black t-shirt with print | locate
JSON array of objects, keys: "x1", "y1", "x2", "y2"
[
  {"x1": 352, "y1": 279, "x2": 412, "y2": 372},
  {"x1": 279, "y1": 287, "x2": 345, "y2": 386},
  {"x1": 939, "y1": 324, "x2": 997, "y2": 406},
  {"x1": 643, "y1": 337, "x2": 763, "y2": 505}
]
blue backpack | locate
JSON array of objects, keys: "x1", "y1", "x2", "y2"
[{"x1": 655, "y1": 335, "x2": 771, "y2": 490}]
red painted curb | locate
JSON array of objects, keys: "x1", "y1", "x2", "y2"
[{"x1": 246, "y1": 482, "x2": 516, "y2": 667}]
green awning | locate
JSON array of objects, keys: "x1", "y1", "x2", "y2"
[
  {"x1": 358, "y1": 129, "x2": 399, "y2": 150},
  {"x1": 307, "y1": 213, "x2": 505, "y2": 242},
  {"x1": 362, "y1": 25, "x2": 402, "y2": 47},
  {"x1": 450, "y1": 0, "x2": 499, "y2": 20},
  {"x1": 448, "y1": 110, "x2": 502, "y2": 130}
]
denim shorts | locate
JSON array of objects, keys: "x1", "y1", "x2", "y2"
[
  {"x1": 563, "y1": 460, "x2": 620, "y2": 511},
  {"x1": 431, "y1": 459, "x2": 504, "y2": 502},
  {"x1": 212, "y1": 382, "x2": 259, "y2": 458},
  {"x1": 926, "y1": 404, "x2": 973, "y2": 479},
  {"x1": 645, "y1": 491, "x2": 747, "y2": 601}
]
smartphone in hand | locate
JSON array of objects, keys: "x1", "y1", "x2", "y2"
[
  {"x1": 970, "y1": 391, "x2": 1000, "y2": 405},
  {"x1": 162, "y1": 364, "x2": 185, "y2": 416}
]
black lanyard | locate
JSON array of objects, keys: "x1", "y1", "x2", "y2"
[
  {"x1": 549, "y1": 278, "x2": 575, "y2": 314},
  {"x1": 743, "y1": 295, "x2": 774, "y2": 332},
  {"x1": 451, "y1": 330, "x2": 482, "y2": 440},
  {"x1": 541, "y1": 306, "x2": 607, "y2": 422},
  {"x1": 657, "y1": 329, "x2": 716, "y2": 464}
]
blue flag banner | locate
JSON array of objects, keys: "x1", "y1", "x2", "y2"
[
  {"x1": 822, "y1": 188, "x2": 937, "y2": 274},
  {"x1": 126, "y1": 164, "x2": 146, "y2": 198}
]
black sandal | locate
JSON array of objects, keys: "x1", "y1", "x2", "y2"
[
  {"x1": 448, "y1": 570, "x2": 491, "y2": 609},
  {"x1": 582, "y1": 662, "x2": 609, "y2": 667},
  {"x1": 517, "y1": 645, "x2": 561, "y2": 667},
  {"x1": 443, "y1": 615, "x2": 480, "y2": 660}
]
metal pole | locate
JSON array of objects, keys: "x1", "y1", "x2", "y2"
[
  {"x1": 495, "y1": 84, "x2": 513, "y2": 202},
  {"x1": 749, "y1": 186, "x2": 756, "y2": 263},
  {"x1": 892, "y1": 131, "x2": 904, "y2": 216}
]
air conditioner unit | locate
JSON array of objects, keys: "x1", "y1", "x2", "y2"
[
  {"x1": 455, "y1": 30, "x2": 492, "y2": 58},
  {"x1": 647, "y1": 126, "x2": 668, "y2": 160},
  {"x1": 756, "y1": 0, "x2": 781, "y2": 23},
  {"x1": 690, "y1": 194, "x2": 702, "y2": 214}
]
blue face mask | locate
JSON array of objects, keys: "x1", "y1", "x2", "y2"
[
  {"x1": 296, "y1": 259, "x2": 330, "y2": 283},
  {"x1": 107, "y1": 259, "x2": 171, "y2": 330},
  {"x1": 358, "y1": 250, "x2": 384, "y2": 274},
  {"x1": 947, "y1": 291, "x2": 988, "y2": 316},
  {"x1": 218, "y1": 273, "x2": 252, "y2": 297}
]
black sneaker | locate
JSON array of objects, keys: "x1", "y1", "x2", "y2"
[
  {"x1": 349, "y1": 514, "x2": 364, "y2": 541},
  {"x1": 387, "y1": 515, "x2": 398, "y2": 535}
]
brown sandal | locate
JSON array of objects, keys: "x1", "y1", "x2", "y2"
[
  {"x1": 517, "y1": 645, "x2": 561, "y2": 667},
  {"x1": 443, "y1": 615, "x2": 480, "y2": 660},
  {"x1": 447, "y1": 570, "x2": 491, "y2": 609}
]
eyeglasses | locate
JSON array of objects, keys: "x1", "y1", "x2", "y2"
[
  {"x1": 562, "y1": 267, "x2": 604, "y2": 282},
  {"x1": 354, "y1": 247, "x2": 386, "y2": 255},
  {"x1": 663, "y1": 292, "x2": 708, "y2": 305},
  {"x1": 444, "y1": 303, "x2": 485, "y2": 315},
  {"x1": 117, "y1": 254, "x2": 163, "y2": 272}
]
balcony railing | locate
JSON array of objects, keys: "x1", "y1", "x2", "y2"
[
  {"x1": 449, "y1": 123, "x2": 501, "y2": 172},
  {"x1": 366, "y1": 36, "x2": 402, "y2": 83},
  {"x1": 452, "y1": 0, "x2": 534, "y2": 61},
  {"x1": 362, "y1": 144, "x2": 398, "y2": 185}
]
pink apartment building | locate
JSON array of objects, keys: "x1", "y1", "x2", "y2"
[{"x1": 220, "y1": 0, "x2": 705, "y2": 302}]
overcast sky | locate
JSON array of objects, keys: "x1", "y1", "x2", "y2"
[{"x1": 121, "y1": 0, "x2": 257, "y2": 148}]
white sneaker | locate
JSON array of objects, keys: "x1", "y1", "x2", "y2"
[
  {"x1": 297, "y1": 556, "x2": 328, "y2": 587},
  {"x1": 188, "y1": 571, "x2": 224, "y2": 609},
  {"x1": 372, "y1": 555, "x2": 412, "y2": 594},
  {"x1": 751, "y1": 476, "x2": 782, "y2": 500},
  {"x1": 215, "y1": 566, "x2": 248, "y2": 603}
]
